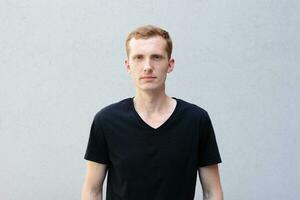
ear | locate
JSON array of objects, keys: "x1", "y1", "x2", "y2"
[
  {"x1": 125, "y1": 59, "x2": 131, "y2": 74},
  {"x1": 167, "y1": 58, "x2": 175, "y2": 73}
]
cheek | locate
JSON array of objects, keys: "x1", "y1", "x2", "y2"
[
  {"x1": 160, "y1": 67, "x2": 169, "y2": 74},
  {"x1": 131, "y1": 71, "x2": 140, "y2": 81}
]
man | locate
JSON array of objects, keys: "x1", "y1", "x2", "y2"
[{"x1": 81, "y1": 25, "x2": 223, "y2": 200}]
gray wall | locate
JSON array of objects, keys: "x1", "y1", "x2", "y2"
[{"x1": 1, "y1": 0, "x2": 299, "y2": 199}]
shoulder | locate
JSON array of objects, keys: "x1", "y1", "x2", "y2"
[
  {"x1": 176, "y1": 97, "x2": 210, "y2": 120},
  {"x1": 93, "y1": 97, "x2": 131, "y2": 122}
]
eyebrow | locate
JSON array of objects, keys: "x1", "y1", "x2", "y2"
[
  {"x1": 151, "y1": 54, "x2": 164, "y2": 58},
  {"x1": 132, "y1": 54, "x2": 165, "y2": 59},
  {"x1": 132, "y1": 54, "x2": 143, "y2": 58}
]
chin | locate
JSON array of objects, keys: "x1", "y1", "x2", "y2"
[{"x1": 137, "y1": 84, "x2": 164, "y2": 92}]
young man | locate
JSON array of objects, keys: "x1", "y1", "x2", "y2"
[{"x1": 81, "y1": 25, "x2": 223, "y2": 200}]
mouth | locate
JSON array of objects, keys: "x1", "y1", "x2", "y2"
[{"x1": 141, "y1": 76, "x2": 156, "y2": 79}]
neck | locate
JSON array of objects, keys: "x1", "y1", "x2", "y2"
[{"x1": 133, "y1": 90, "x2": 174, "y2": 115}]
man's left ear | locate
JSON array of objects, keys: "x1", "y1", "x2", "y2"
[{"x1": 167, "y1": 58, "x2": 175, "y2": 73}]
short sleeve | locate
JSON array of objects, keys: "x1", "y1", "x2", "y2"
[
  {"x1": 198, "y1": 110, "x2": 222, "y2": 167},
  {"x1": 84, "y1": 115, "x2": 110, "y2": 165}
]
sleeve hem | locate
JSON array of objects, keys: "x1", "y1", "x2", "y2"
[
  {"x1": 198, "y1": 156, "x2": 222, "y2": 168},
  {"x1": 84, "y1": 155, "x2": 109, "y2": 165}
]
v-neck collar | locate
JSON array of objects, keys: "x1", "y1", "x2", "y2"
[{"x1": 130, "y1": 96, "x2": 180, "y2": 132}]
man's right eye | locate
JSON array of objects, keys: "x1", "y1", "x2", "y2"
[{"x1": 132, "y1": 55, "x2": 144, "y2": 61}]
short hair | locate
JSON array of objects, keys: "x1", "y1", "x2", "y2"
[{"x1": 125, "y1": 25, "x2": 173, "y2": 59}]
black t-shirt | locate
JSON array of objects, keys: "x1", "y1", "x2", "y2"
[{"x1": 84, "y1": 97, "x2": 222, "y2": 200}]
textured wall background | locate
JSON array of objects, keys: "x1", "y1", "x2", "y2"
[{"x1": 0, "y1": 0, "x2": 299, "y2": 199}]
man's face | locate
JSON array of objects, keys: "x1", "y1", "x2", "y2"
[{"x1": 125, "y1": 36, "x2": 174, "y2": 92}]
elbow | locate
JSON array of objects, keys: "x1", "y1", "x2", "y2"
[
  {"x1": 81, "y1": 184, "x2": 103, "y2": 200},
  {"x1": 203, "y1": 187, "x2": 223, "y2": 200}
]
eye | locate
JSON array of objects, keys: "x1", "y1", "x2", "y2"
[
  {"x1": 135, "y1": 55, "x2": 143, "y2": 60},
  {"x1": 153, "y1": 55, "x2": 162, "y2": 60}
]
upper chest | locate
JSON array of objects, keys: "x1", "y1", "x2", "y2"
[{"x1": 139, "y1": 112, "x2": 173, "y2": 129}]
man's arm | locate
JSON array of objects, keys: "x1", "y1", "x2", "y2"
[
  {"x1": 81, "y1": 161, "x2": 108, "y2": 200},
  {"x1": 198, "y1": 164, "x2": 223, "y2": 200}
]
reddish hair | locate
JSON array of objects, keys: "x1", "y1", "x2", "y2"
[{"x1": 125, "y1": 25, "x2": 173, "y2": 59}]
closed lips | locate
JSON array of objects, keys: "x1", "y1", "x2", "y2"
[{"x1": 141, "y1": 76, "x2": 156, "y2": 79}]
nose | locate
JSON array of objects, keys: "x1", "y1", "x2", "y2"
[{"x1": 143, "y1": 58, "x2": 153, "y2": 72}]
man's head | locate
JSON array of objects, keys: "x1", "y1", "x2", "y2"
[
  {"x1": 125, "y1": 25, "x2": 173, "y2": 59},
  {"x1": 125, "y1": 25, "x2": 175, "y2": 93}
]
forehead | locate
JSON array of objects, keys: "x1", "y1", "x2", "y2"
[{"x1": 128, "y1": 36, "x2": 167, "y2": 55}]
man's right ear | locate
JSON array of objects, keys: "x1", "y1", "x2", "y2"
[{"x1": 125, "y1": 59, "x2": 130, "y2": 74}]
